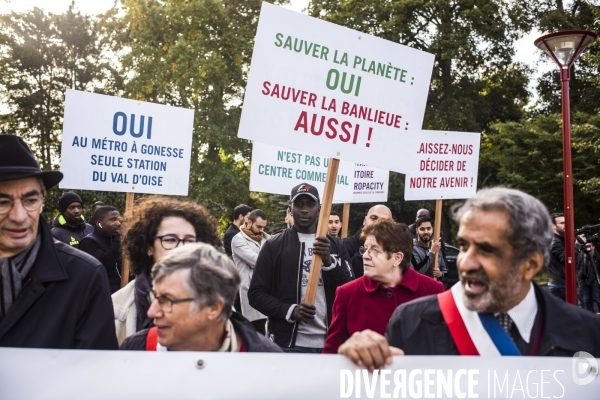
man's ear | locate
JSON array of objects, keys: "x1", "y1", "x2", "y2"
[
  {"x1": 206, "y1": 298, "x2": 225, "y2": 321},
  {"x1": 522, "y1": 252, "x2": 544, "y2": 281}
]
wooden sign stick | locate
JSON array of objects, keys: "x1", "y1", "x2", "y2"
[
  {"x1": 120, "y1": 192, "x2": 135, "y2": 288},
  {"x1": 341, "y1": 203, "x2": 350, "y2": 238},
  {"x1": 432, "y1": 198, "x2": 443, "y2": 280},
  {"x1": 305, "y1": 158, "x2": 340, "y2": 305}
]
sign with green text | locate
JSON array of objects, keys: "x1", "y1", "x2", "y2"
[{"x1": 238, "y1": 3, "x2": 434, "y2": 174}]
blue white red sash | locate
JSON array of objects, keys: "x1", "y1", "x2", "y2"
[{"x1": 438, "y1": 283, "x2": 521, "y2": 356}]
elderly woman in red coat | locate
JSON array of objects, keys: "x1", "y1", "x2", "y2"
[{"x1": 323, "y1": 219, "x2": 444, "y2": 354}]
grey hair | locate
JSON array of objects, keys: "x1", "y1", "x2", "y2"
[
  {"x1": 452, "y1": 187, "x2": 553, "y2": 266},
  {"x1": 151, "y1": 243, "x2": 241, "y2": 323}
]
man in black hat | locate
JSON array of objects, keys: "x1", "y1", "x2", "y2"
[
  {"x1": 51, "y1": 191, "x2": 94, "y2": 247},
  {"x1": 248, "y1": 183, "x2": 352, "y2": 353},
  {"x1": 0, "y1": 134, "x2": 117, "y2": 349}
]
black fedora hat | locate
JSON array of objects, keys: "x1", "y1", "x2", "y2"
[{"x1": 0, "y1": 134, "x2": 63, "y2": 189}]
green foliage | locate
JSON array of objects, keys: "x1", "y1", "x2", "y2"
[
  {"x1": 0, "y1": 4, "x2": 118, "y2": 171},
  {"x1": 112, "y1": 0, "x2": 289, "y2": 225},
  {"x1": 483, "y1": 113, "x2": 600, "y2": 225},
  {"x1": 536, "y1": 1, "x2": 600, "y2": 115}
]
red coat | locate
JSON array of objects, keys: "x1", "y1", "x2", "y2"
[{"x1": 323, "y1": 268, "x2": 444, "y2": 354}]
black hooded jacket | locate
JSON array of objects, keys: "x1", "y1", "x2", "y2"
[
  {"x1": 79, "y1": 229, "x2": 122, "y2": 293},
  {"x1": 50, "y1": 215, "x2": 93, "y2": 247},
  {"x1": 248, "y1": 226, "x2": 353, "y2": 348}
]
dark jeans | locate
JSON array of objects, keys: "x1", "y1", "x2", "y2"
[
  {"x1": 548, "y1": 283, "x2": 566, "y2": 301},
  {"x1": 282, "y1": 345, "x2": 323, "y2": 354},
  {"x1": 579, "y1": 281, "x2": 600, "y2": 312},
  {"x1": 251, "y1": 319, "x2": 267, "y2": 336}
]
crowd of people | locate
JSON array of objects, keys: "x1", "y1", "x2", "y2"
[{"x1": 1, "y1": 134, "x2": 599, "y2": 362}]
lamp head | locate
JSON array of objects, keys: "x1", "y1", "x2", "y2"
[{"x1": 535, "y1": 30, "x2": 597, "y2": 69}]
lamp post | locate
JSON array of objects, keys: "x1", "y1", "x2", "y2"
[{"x1": 534, "y1": 30, "x2": 597, "y2": 305}]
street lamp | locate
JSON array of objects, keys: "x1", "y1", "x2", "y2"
[{"x1": 534, "y1": 30, "x2": 597, "y2": 305}]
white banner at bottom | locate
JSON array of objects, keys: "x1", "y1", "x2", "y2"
[{"x1": 0, "y1": 348, "x2": 598, "y2": 399}]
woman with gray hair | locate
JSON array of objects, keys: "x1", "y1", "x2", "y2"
[{"x1": 120, "y1": 243, "x2": 282, "y2": 352}]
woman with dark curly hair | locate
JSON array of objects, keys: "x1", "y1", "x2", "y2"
[{"x1": 111, "y1": 196, "x2": 221, "y2": 345}]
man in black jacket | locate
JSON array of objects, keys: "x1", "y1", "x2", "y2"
[
  {"x1": 249, "y1": 183, "x2": 352, "y2": 352},
  {"x1": 50, "y1": 191, "x2": 93, "y2": 247},
  {"x1": 343, "y1": 204, "x2": 392, "y2": 278},
  {"x1": 0, "y1": 135, "x2": 117, "y2": 349},
  {"x1": 548, "y1": 212, "x2": 566, "y2": 300},
  {"x1": 79, "y1": 206, "x2": 122, "y2": 293},
  {"x1": 223, "y1": 204, "x2": 252, "y2": 258},
  {"x1": 339, "y1": 188, "x2": 600, "y2": 368}
]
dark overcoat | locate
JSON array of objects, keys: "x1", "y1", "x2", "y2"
[{"x1": 0, "y1": 218, "x2": 118, "y2": 349}]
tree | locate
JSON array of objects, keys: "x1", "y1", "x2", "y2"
[
  {"x1": 111, "y1": 0, "x2": 288, "y2": 227},
  {"x1": 535, "y1": 0, "x2": 600, "y2": 115},
  {"x1": 0, "y1": 4, "x2": 117, "y2": 171},
  {"x1": 308, "y1": 0, "x2": 538, "y2": 133},
  {"x1": 482, "y1": 113, "x2": 600, "y2": 225}
]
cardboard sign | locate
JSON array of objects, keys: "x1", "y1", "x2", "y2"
[
  {"x1": 238, "y1": 3, "x2": 434, "y2": 174},
  {"x1": 60, "y1": 89, "x2": 194, "y2": 195},
  {"x1": 0, "y1": 348, "x2": 595, "y2": 399},
  {"x1": 404, "y1": 130, "x2": 481, "y2": 200},
  {"x1": 250, "y1": 142, "x2": 354, "y2": 202},
  {"x1": 352, "y1": 164, "x2": 389, "y2": 203}
]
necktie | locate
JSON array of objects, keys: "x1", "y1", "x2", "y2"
[{"x1": 496, "y1": 313, "x2": 514, "y2": 339}]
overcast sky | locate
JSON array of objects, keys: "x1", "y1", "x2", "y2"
[{"x1": 1, "y1": 0, "x2": 551, "y2": 102}]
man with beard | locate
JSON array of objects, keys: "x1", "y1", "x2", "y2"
[
  {"x1": 412, "y1": 216, "x2": 445, "y2": 279},
  {"x1": 248, "y1": 183, "x2": 352, "y2": 352},
  {"x1": 338, "y1": 188, "x2": 600, "y2": 367},
  {"x1": 343, "y1": 205, "x2": 392, "y2": 278},
  {"x1": 408, "y1": 208, "x2": 430, "y2": 239},
  {"x1": 548, "y1": 213, "x2": 566, "y2": 300},
  {"x1": 232, "y1": 209, "x2": 270, "y2": 335}
]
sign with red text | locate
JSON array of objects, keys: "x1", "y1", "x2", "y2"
[
  {"x1": 352, "y1": 164, "x2": 389, "y2": 203},
  {"x1": 60, "y1": 90, "x2": 194, "y2": 195},
  {"x1": 404, "y1": 130, "x2": 481, "y2": 200},
  {"x1": 250, "y1": 142, "x2": 354, "y2": 202},
  {"x1": 238, "y1": 3, "x2": 434, "y2": 174}
]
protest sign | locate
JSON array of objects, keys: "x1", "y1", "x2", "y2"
[
  {"x1": 60, "y1": 89, "x2": 194, "y2": 196},
  {"x1": 1, "y1": 348, "x2": 596, "y2": 399},
  {"x1": 238, "y1": 3, "x2": 434, "y2": 174},
  {"x1": 352, "y1": 164, "x2": 389, "y2": 203},
  {"x1": 250, "y1": 142, "x2": 354, "y2": 202},
  {"x1": 404, "y1": 130, "x2": 481, "y2": 201}
]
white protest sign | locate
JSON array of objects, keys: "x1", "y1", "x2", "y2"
[
  {"x1": 404, "y1": 130, "x2": 481, "y2": 200},
  {"x1": 1, "y1": 348, "x2": 596, "y2": 399},
  {"x1": 60, "y1": 89, "x2": 194, "y2": 195},
  {"x1": 250, "y1": 142, "x2": 354, "y2": 202},
  {"x1": 352, "y1": 164, "x2": 389, "y2": 203},
  {"x1": 238, "y1": 3, "x2": 434, "y2": 174}
]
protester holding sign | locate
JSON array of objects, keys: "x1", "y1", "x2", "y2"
[
  {"x1": 411, "y1": 216, "x2": 446, "y2": 279},
  {"x1": 248, "y1": 183, "x2": 352, "y2": 352},
  {"x1": 339, "y1": 188, "x2": 600, "y2": 368},
  {"x1": 323, "y1": 219, "x2": 443, "y2": 354},
  {"x1": 51, "y1": 191, "x2": 94, "y2": 247},
  {"x1": 0, "y1": 135, "x2": 117, "y2": 349},
  {"x1": 120, "y1": 243, "x2": 281, "y2": 353},
  {"x1": 112, "y1": 196, "x2": 221, "y2": 345}
]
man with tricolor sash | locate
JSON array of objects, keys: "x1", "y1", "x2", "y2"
[{"x1": 339, "y1": 188, "x2": 600, "y2": 369}]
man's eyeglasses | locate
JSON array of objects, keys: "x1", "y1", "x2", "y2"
[
  {"x1": 0, "y1": 194, "x2": 44, "y2": 215},
  {"x1": 148, "y1": 290, "x2": 199, "y2": 313},
  {"x1": 153, "y1": 235, "x2": 202, "y2": 250},
  {"x1": 359, "y1": 246, "x2": 391, "y2": 258}
]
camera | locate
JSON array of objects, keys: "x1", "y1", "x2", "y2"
[{"x1": 575, "y1": 224, "x2": 600, "y2": 247}]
